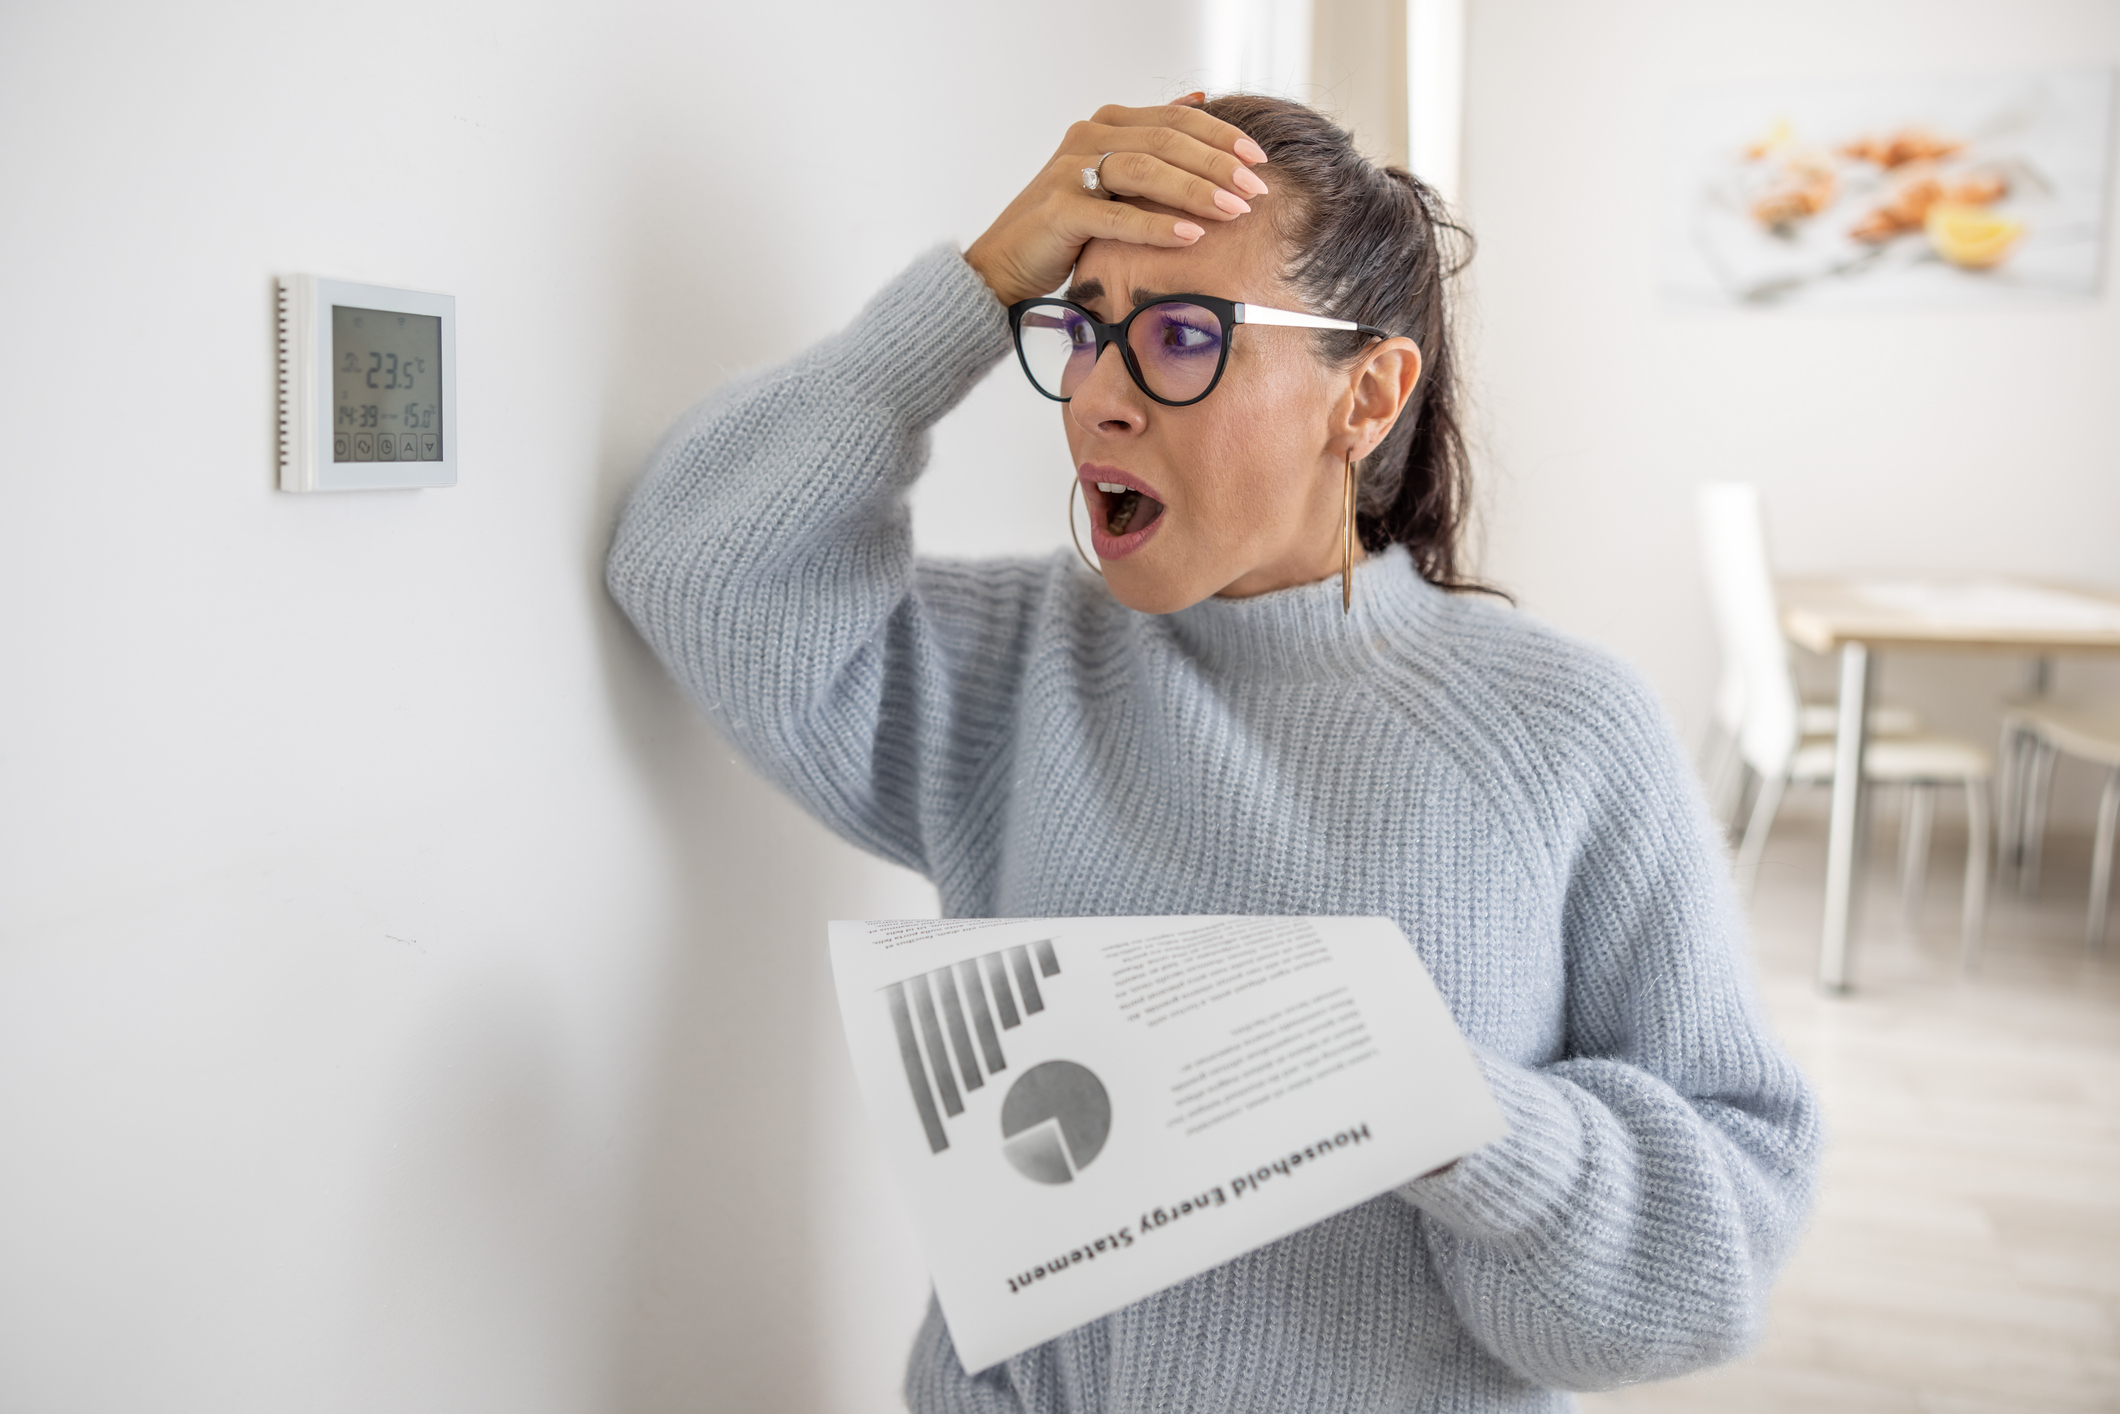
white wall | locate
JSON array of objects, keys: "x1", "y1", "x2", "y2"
[
  {"x1": 0, "y1": 4, "x2": 1206, "y2": 1411},
  {"x1": 1461, "y1": 0, "x2": 2120, "y2": 824}
]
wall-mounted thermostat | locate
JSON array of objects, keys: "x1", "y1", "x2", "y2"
[{"x1": 277, "y1": 275, "x2": 456, "y2": 492}]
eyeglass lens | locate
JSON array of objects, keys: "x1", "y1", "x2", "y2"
[{"x1": 1017, "y1": 301, "x2": 1227, "y2": 403}]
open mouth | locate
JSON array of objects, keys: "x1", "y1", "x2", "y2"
[{"x1": 1091, "y1": 481, "x2": 1167, "y2": 537}]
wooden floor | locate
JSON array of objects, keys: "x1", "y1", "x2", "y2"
[{"x1": 1580, "y1": 812, "x2": 2120, "y2": 1414}]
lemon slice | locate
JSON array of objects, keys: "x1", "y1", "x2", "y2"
[{"x1": 1926, "y1": 202, "x2": 2024, "y2": 269}]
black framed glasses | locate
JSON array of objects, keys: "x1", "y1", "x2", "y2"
[{"x1": 1007, "y1": 294, "x2": 1391, "y2": 408}]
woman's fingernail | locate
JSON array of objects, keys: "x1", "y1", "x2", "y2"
[
  {"x1": 1212, "y1": 189, "x2": 1252, "y2": 215},
  {"x1": 1232, "y1": 166, "x2": 1269, "y2": 197},
  {"x1": 1173, "y1": 221, "x2": 1205, "y2": 241},
  {"x1": 1236, "y1": 138, "x2": 1269, "y2": 165}
]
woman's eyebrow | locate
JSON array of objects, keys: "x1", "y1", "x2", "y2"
[{"x1": 1058, "y1": 282, "x2": 1200, "y2": 313}]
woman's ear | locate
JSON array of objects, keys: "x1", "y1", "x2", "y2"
[{"x1": 1331, "y1": 337, "x2": 1422, "y2": 459}]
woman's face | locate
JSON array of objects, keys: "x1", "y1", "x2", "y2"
[{"x1": 1063, "y1": 197, "x2": 1415, "y2": 615}]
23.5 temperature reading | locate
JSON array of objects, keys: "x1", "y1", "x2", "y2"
[{"x1": 341, "y1": 350, "x2": 427, "y2": 390}]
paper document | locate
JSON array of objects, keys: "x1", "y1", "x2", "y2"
[{"x1": 828, "y1": 915, "x2": 1507, "y2": 1371}]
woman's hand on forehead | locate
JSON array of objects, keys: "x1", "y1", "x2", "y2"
[{"x1": 964, "y1": 96, "x2": 1272, "y2": 308}]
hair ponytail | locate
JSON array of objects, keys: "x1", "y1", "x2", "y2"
[{"x1": 1198, "y1": 95, "x2": 1496, "y2": 595}]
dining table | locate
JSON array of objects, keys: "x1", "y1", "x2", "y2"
[{"x1": 1776, "y1": 575, "x2": 2120, "y2": 993}]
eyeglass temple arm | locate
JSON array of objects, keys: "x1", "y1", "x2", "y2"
[{"x1": 1235, "y1": 303, "x2": 1391, "y2": 340}]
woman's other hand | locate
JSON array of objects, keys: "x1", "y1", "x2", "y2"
[{"x1": 964, "y1": 96, "x2": 1272, "y2": 307}]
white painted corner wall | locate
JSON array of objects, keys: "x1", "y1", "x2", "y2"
[{"x1": 0, "y1": 4, "x2": 1205, "y2": 1412}]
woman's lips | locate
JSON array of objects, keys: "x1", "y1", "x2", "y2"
[{"x1": 1079, "y1": 466, "x2": 1168, "y2": 561}]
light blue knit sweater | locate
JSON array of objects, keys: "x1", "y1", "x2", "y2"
[{"x1": 607, "y1": 246, "x2": 1821, "y2": 1412}]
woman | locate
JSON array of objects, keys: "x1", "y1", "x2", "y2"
[{"x1": 609, "y1": 94, "x2": 1819, "y2": 1412}]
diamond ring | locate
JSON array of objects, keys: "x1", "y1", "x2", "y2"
[{"x1": 1079, "y1": 151, "x2": 1118, "y2": 198}]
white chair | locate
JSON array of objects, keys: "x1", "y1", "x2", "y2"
[
  {"x1": 2001, "y1": 703, "x2": 2120, "y2": 950},
  {"x1": 1699, "y1": 484, "x2": 1992, "y2": 958},
  {"x1": 1696, "y1": 484, "x2": 1922, "y2": 829}
]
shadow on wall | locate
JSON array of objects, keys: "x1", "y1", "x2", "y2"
[
  {"x1": 595, "y1": 630, "x2": 842, "y2": 1413},
  {"x1": 585, "y1": 166, "x2": 830, "y2": 1410},
  {"x1": 582, "y1": 138, "x2": 923, "y2": 1413}
]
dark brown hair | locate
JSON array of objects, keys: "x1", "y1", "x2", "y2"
[{"x1": 1200, "y1": 94, "x2": 1489, "y2": 594}]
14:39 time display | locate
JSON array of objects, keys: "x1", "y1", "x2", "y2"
[{"x1": 336, "y1": 398, "x2": 438, "y2": 430}]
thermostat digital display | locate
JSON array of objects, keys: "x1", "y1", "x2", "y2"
[
  {"x1": 332, "y1": 306, "x2": 443, "y2": 464},
  {"x1": 278, "y1": 274, "x2": 456, "y2": 492}
]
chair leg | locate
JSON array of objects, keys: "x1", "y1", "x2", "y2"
[
  {"x1": 1704, "y1": 727, "x2": 1744, "y2": 832},
  {"x1": 2090, "y1": 767, "x2": 2120, "y2": 954},
  {"x1": 1900, "y1": 783, "x2": 1934, "y2": 928},
  {"x1": 1996, "y1": 720, "x2": 2024, "y2": 882},
  {"x1": 1962, "y1": 776, "x2": 1990, "y2": 968},
  {"x1": 1727, "y1": 763, "x2": 1759, "y2": 846},
  {"x1": 1735, "y1": 771, "x2": 1787, "y2": 904},
  {"x1": 2020, "y1": 741, "x2": 2058, "y2": 899}
]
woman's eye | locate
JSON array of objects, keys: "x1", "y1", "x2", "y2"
[{"x1": 1160, "y1": 320, "x2": 1218, "y2": 352}]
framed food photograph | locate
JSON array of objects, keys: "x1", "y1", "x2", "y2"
[{"x1": 1659, "y1": 68, "x2": 2115, "y2": 310}]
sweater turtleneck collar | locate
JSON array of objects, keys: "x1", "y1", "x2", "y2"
[{"x1": 1156, "y1": 543, "x2": 1446, "y2": 681}]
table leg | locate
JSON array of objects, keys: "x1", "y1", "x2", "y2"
[
  {"x1": 1820, "y1": 643, "x2": 1874, "y2": 993},
  {"x1": 2003, "y1": 655, "x2": 2056, "y2": 877}
]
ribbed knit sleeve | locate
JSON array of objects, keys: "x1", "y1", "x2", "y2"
[
  {"x1": 1397, "y1": 654, "x2": 1821, "y2": 1391},
  {"x1": 604, "y1": 246, "x2": 1030, "y2": 878}
]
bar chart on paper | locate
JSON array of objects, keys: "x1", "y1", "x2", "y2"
[{"x1": 883, "y1": 939, "x2": 1062, "y2": 1155}]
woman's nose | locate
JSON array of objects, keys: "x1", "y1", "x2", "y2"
[{"x1": 1068, "y1": 344, "x2": 1147, "y2": 438}]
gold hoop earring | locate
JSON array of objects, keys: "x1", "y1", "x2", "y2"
[
  {"x1": 1069, "y1": 480, "x2": 1103, "y2": 578},
  {"x1": 1341, "y1": 455, "x2": 1356, "y2": 614}
]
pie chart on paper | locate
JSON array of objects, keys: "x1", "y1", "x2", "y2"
[{"x1": 999, "y1": 1061, "x2": 1111, "y2": 1184}]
